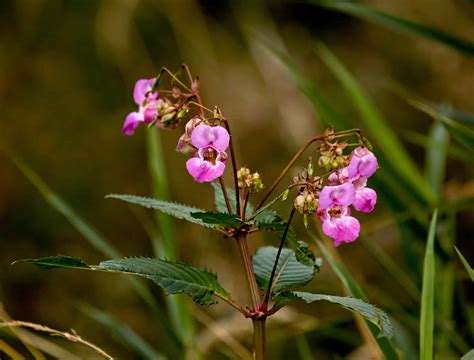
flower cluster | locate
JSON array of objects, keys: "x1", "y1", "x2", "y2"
[
  {"x1": 317, "y1": 147, "x2": 378, "y2": 246},
  {"x1": 237, "y1": 167, "x2": 265, "y2": 193}
]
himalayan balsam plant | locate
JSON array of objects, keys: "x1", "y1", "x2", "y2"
[{"x1": 16, "y1": 65, "x2": 392, "y2": 359}]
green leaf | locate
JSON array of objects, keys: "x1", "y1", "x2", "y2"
[
  {"x1": 211, "y1": 182, "x2": 254, "y2": 217},
  {"x1": 315, "y1": 42, "x2": 435, "y2": 205},
  {"x1": 426, "y1": 122, "x2": 449, "y2": 196},
  {"x1": 255, "y1": 211, "x2": 315, "y2": 265},
  {"x1": 311, "y1": 233, "x2": 401, "y2": 360},
  {"x1": 252, "y1": 247, "x2": 318, "y2": 293},
  {"x1": 82, "y1": 306, "x2": 165, "y2": 360},
  {"x1": 248, "y1": 191, "x2": 286, "y2": 220},
  {"x1": 420, "y1": 210, "x2": 438, "y2": 360},
  {"x1": 106, "y1": 194, "x2": 216, "y2": 229},
  {"x1": 190, "y1": 211, "x2": 244, "y2": 228},
  {"x1": 307, "y1": 0, "x2": 474, "y2": 56},
  {"x1": 454, "y1": 246, "x2": 474, "y2": 282},
  {"x1": 16, "y1": 256, "x2": 231, "y2": 306},
  {"x1": 462, "y1": 349, "x2": 474, "y2": 360},
  {"x1": 13, "y1": 255, "x2": 89, "y2": 269},
  {"x1": 411, "y1": 101, "x2": 474, "y2": 152},
  {"x1": 276, "y1": 291, "x2": 393, "y2": 338}
]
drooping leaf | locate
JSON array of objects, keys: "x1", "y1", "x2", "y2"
[
  {"x1": 16, "y1": 256, "x2": 231, "y2": 306},
  {"x1": 190, "y1": 211, "x2": 244, "y2": 228},
  {"x1": 211, "y1": 182, "x2": 254, "y2": 217},
  {"x1": 420, "y1": 210, "x2": 438, "y2": 360},
  {"x1": 82, "y1": 306, "x2": 165, "y2": 360},
  {"x1": 307, "y1": 0, "x2": 474, "y2": 56},
  {"x1": 312, "y1": 233, "x2": 401, "y2": 359},
  {"x1": 106, "y1": 194, "x2": 216, "y2": 229},
  {"x1": 252, "y1": 247, "x2": 319, "y2": 293},
  {"x1": 462, "y1": 349, "x2": 474, "y2": 360},
  {"x1": 454, "y1": 246, "x2": 474, "y2": 282},
  {"x1": 275, "y1": 291, "x2": 393, "y2": 338},
  {"x1": 255, "y1": 211, "x2": 315, "y2": 265}
]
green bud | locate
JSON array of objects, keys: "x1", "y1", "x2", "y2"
[
  {"x1": 303, "y1": 214, "x2": 308, "y2": 228},
  {"x1": 282, "y1": 189, "x2": 290, "y2": 201}
]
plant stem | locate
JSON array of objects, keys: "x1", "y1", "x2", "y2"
[
  {"x1": 235, "y1": 234, "x2": 261, "y2": 309},
  {"x1": 218, "y1": 177, "x2": 233, "y2": 214},
  {"x1": 263, "y1": 208, "x2": 296, "y2": 306},
  {"x1": 253, "y1": 318, "x2": 267, "y2": 360},
  {"x1": 222, "y1": 120, "x2": 241, "y2": 216}
]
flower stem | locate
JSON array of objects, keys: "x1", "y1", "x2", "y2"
[
  {"x1": 222, "y1": 120, "x2": 241, "y2": 216},
  {"x1": 253, "y1": 318, "x2": 267, "y2": 360},
  {"x1": 263, "y1": 208, "x2": 296, "y2": 306},
  {"x1": 235, "y1": 234, "x2": 261, "y2": 309},
  {"x1": 218, "y1": 177, "x2": 233, "y2": 214}
]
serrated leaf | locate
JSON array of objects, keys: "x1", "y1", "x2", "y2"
[
  {"x1": 276, "y1": 291, "x2": 393, "y2": 338},
  {"x1": 13, "y1": 255, "x2": 90, "y2": 269},
  {"x1": 211, "y1": 182, "x2": 254, "y2": 217},
  {"x1": 106, "y1": 194, "x2": 216, "y2": 229},
  {"x1": 252, "y1": 247, "x2": 318, "y2": 293},
  {"x1": 16, "y1": 256, "x2": 230, "y2": 306},
  {"x1": 256, "y1": 212, "x2": 315, "y2": 266},
  {"x1": 190, "y1": 212, "x2": 244, "y2": 228}
]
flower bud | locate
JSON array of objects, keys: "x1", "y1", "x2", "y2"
[
  {"x1": 282, "y1": 189, "x2": 290, "y2": 201},
  {"x1": 318, "y1": 155, "x2": 331, "y2": 169}
]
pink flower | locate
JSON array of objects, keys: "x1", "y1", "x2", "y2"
[
  {"x1": 347, "y1": 147, "x2": 379, "y2": 180},
  {"x1": 318, "y1": 205, "x2": 360, "y2": 246},
  {"x1": 122, "y1": 78, "x2": 158, "y2": 136},
  {"x1": 318, "y1": 182, "x2": 355, "y2": 209},
  {"x1": 185, "y1": 124, "x2": 230, "y2": 183},
  {"x1": 176, "y1": 118, "x2": 201, "y2": 154},
  {"x1": 352, "y1": 177, "x2": 377, "y2": 213}
]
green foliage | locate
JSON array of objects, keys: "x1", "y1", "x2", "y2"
[
  {"x1": 16, "y1": 256, "x2": 231, "y2": 306},
  {"x1": 307, "y1": 0, "x2": 474, "y2": 56},
  {"x1": 211, "y1": 182, "x2": 254, "y2": 217},
  {"x1": 252, "y1": 246, "x2": 319, "y2": 293},
  {"x1": 255, "y1": 211, "x2": 315, "y2": 265},
  {"x1": 420, "y1": 210, "x2": 438, "y2": 360},
  {"x1": 275, "y1": 291, "x2": 393, "y2": 339},
  {"x1": 190, "y1": 211, "x2": 245, "y2": 228},
  {"x1": 454, "y1": 246, "x2": 474, "y2": 282},
  {"x1": 462, "y1": 349, "x2": 474, "y2": 360},
  {"x1": 106, "y1": 194, "x2": 216, "y2": 228}
]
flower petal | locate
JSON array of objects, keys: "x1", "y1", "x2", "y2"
[
  {"x1": 186, "y1": 157, "x2": 211, "y2": 183},
  {"x1": 318, "y1": 182, "x2": 355, "y2": 209},
  {"x1": 191, "y1": 125, "x2": 230, "y2": 150},
  {"x1": 122, "y1": 112, "x2": 144, "y2": 136},
  {"x1": 348, "y1": 147, "x2": 379, "y2": 179},
  {"x1": 353, "y1": 187, "x2": 377, "y2": 213},
  {"x1": 201, "y1": 161, "x2": 226, "y2": 182},
  {"x1": 210, "y1": 126, "x2": 230, "y2": 151},
  {"x1": 333, "y1": 215, "x2": 360, "y2": 246},
  {"x1": 133, "y1": 78, "x2": 155, "y2": 105}
]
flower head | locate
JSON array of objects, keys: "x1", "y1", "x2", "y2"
[
  {"x1": 185, "y1": 124, "x2": 230, "y2": 183},
  {"x1": 318, "y1": 205, "x2": 360, "y2": 247},
  {"x1": 352, "y1": 177, "x2": 377, "y2": 213},
  {"x1": 318, "y1": 182, "x2": 355, "y2": 209}
]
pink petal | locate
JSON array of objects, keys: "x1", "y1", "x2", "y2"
[
  {"x1": 186, "y1": 157, "x2": 226, "y2": 183},
  {"x1": 201, "y1": 161, "x2": 226, "y2": 182},
  {"x1": 353, "y1": 187, "x2": 377, "y2": 213},
  {"x1": 323, "y1": 215, "x2": 360, "y2": 246},
  {"x1": 348, "y1": 147, "x2": 379, "y2": 179},
  {"x1": 318, "y1": 182, "x2": 355, "y2": 209},
  {"x1": 122, "y1": 112, "x2": 144, "y2": 136},
  {"x1": 191, "y1": 125, "x2": 230, "y2": 151},
  {"x1": 133, "y1": 78, "x2": 155, "y2": 105},
  {"x1": 143, "y1": 106, "x2": 158, "y2": 124}
]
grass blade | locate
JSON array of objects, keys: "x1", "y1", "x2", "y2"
[
  {"x1": 307, "y1": 0, "x2": 474, "y2": 56},
  {"x1": 426, "y1": 122, "x2": 449, "y2": 196},
  {"x1": 420, "y1": 210, "x2": 438, "y2": 360},
  {"x1": 147, "y1": 129, "x2": 194, "y2": 346},
  {"x1": 82, "y1": 306, "x2": 165, "y2": 360},
  {"x1": 314, "y1": 42, "x2": 435, "y2": 205},
  {"x1": 454, "y1": 246, "x2": 474, "y2": 282}
]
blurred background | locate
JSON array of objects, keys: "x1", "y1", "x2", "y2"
[{"x1": 0, "y1": 0, "x2": 473, "y2": 358}]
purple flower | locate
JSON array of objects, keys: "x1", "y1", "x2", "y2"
[
  {"x1": 122, "y1": 78, "x2": 158, "y2": 136},
  {"x1": 318, "y1": 205, "x2": 360, "y2": 247},
  {"x1": 347, "y1": 147, "x2": 379, "y2": 180},
  {"x1": 318, "y1": 182, "x2": 355, "y2": 209},
  {"x1": 185, "y1": 124, "x2": 230, "y2": 183},
  {"x1": 352, "y1": 177, "x2": 377, "y2": 213}
]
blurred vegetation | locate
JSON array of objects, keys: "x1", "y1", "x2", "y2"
[{"x1": 0, "y1": 0, "x2": 473, "y2": 358}]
